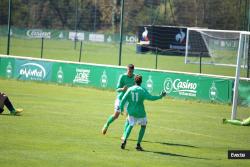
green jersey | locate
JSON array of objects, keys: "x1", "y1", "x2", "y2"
[
  {"x1": 120, "y1": 85, "x2": 163, "y2": 118},
  {"x1": 116, "y1": 73, "x2": 135, "y2": 100}
]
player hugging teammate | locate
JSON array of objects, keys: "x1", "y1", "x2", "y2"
[{"x1": 102, "y1": 64, "x2": 166, "y2": 151}]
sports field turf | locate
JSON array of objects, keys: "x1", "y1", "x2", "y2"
[{"x1": 0, "y1": 78, "x2": 249, "y2": 167}]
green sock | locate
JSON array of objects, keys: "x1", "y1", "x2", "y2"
[
  {"x1": 137, "y1": 126, "x2": 146, "y2": 144},
  {"x1": 225, "y1": 119, "x2": 243, "y2": 126},
  {"x1": 105, "y1": 115, "x2": 115, "y2": 127},
  {"x1": 10, "y1": 109, "x2": 16, "y2": 114},
  {"x1": 124, "y1": 125, "x2": 133, "y2": 140},
  {"x1": 122, "y1": 119, "x2": 129, "y2": 138}
]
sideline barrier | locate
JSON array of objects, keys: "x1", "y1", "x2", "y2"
[{"x1": 0, "y1": 55, "x2": 234, "y2": 104}]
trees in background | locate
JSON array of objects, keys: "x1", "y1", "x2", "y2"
[{"x1": 0, "y1": 0, "x2": 247, "y2": 32}]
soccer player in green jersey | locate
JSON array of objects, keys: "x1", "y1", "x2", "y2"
[
  {"x1": 223, "y1": 117, "x2": 250, "y2": 126},
  {"x1": 120, "y1": 75, "x2": 166, "y2": 151},
  {"x1": 102, "y1": 64, "x2": 135, "y2": 135}
]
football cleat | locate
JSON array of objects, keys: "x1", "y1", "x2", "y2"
[
  {"x1": 222, "y1": 118, "x2": 226, "y2": 124},
  {"x1": 15, "y1": 108, "x2": 23, "y2": 113},
  {"x1": 11, "y1": 108, "x2": 23, "y2": 116},
  {"x1": 102, "y1": 124, "x2": 108, "y2": 135},
  {"x1": 160, "y1": 90, "x2": 167, "y2": 97},
  {"x1": 136, "y1": 144, "x2": 144, "y2": 151},
  {"x1": 121, "y1": 140, "x2": 127, "y2": 150}
]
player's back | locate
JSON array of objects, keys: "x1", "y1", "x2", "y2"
[
  {"x1": 126, "y1": 85, "x2": 147, "y2": 118},
  {"x1": 121, "y1": 85, "x2": 162, "y2": 118}
]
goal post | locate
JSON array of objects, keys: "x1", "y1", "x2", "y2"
[
  {"x1": 231, "y1": 33, "x2": 243, "y2": 119},
  {"x1": 231, "y1": 31, "x2": 250, "y2": 119},
  {"x1": 185, "y1": 27, "x2": 250, "y2": 120}
]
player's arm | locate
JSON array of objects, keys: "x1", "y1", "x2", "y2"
[
  {"x1": 117, "y1": 86, "x2": 128, "y2": 92},
  {"x1": 120, "y1": 89, "x2": 130, "y2": 113},
  {"x1": 144, "y1": 89, "x2": 166, "y2": 101},
  {"x1": 116, "y1": 75, "x2": 127, "y2": 92}
]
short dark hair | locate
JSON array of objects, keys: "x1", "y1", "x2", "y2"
[
  {"x1": 135, "y1": 75, "x2": 142, "y2": 85},
  {"x1": 127, "y1": 64, "x2": 134, "y2": 70}
]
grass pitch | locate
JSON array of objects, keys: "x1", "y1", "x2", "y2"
[{"x1": 0, "y1": 78, "x2": 249, "y2": 167}]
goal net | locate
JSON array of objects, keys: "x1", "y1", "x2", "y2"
[{"x1": 185, "y1": 28, "x2": 249, "y2": 68}]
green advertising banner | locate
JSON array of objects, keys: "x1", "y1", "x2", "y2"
[
  {"x1": 238, "y1": 80, "x2": 250, "y2": 107},
  {"x1": 51, "y1": 62, "x2": 126, "y2": 88},
  {"x1": 134, "y1": 70, "x2": 232, "y2": 103},
  {"x1": 0, "y1": 57, "x2": 15, "y2": 79},
  {"x1": 0, "y1": 57, "x2": 53, "y2": 81},
  {"x1": 14, "y1": 59, "x2": 53, "y2": 81},
  {"x1": 0, "y1": 55, "x2": 236, "y2": 104}
]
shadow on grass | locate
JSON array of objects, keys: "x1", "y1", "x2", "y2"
[
  {"x1": 0, "y1": 113, "x2": 21, "y2": 116},
  {"x1": 0, "y1": 113, "x2": 12, "y2": 116},
  {"x1": 114, "y1": 137, "x2": 217, "y2": 160},
  {"x1": 143, "y1": 150, "x2": 212, "y2": 160},
  {"x1": 148, "y1": 141, "x2": 198, "y2": 148},
  {"x1": 128, "y1": 139, "x2": 198, "y2": 148}
]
